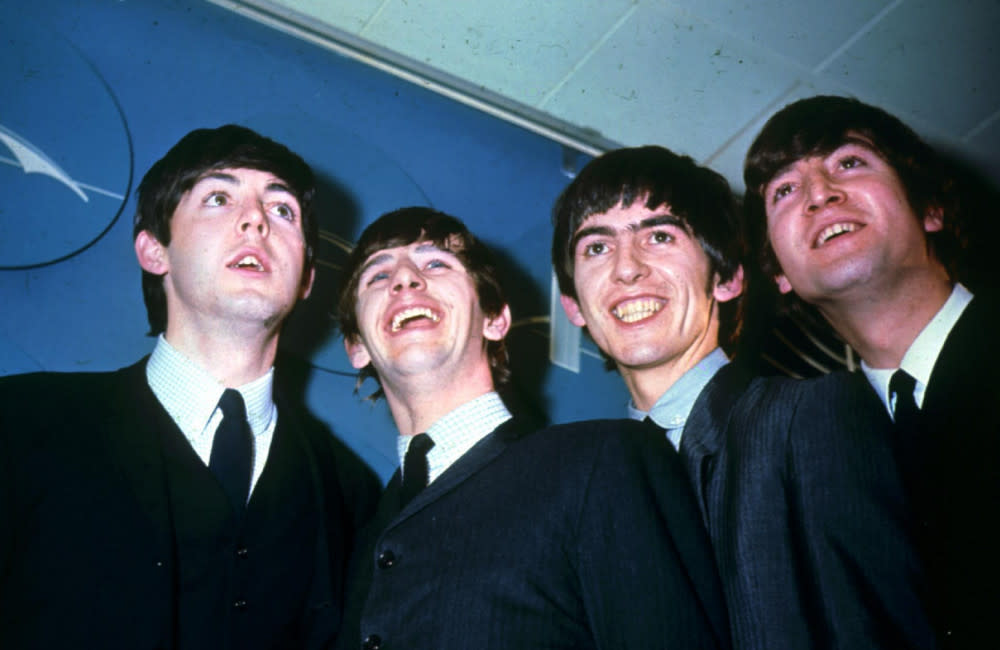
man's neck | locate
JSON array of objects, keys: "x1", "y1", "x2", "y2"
[
  {"x1": 817, "y1": 270, "x2": 953, "y2": 369},
  {"x1": 163, "y1": 322, "x2": 279, "y2": 387},
  {"x1": 620, "y1": 344, "x2": 717, "y2": 412},
  {"x1": 382, "y1": 365, "x2": 497, "y2": 436}
]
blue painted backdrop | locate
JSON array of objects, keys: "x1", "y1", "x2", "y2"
[{"x1": 1, "y1": 0, "x2": 633, "y2": 480}]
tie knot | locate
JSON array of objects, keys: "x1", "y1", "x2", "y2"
[
  {"x1": 400, "y1": 433, "x2": 434, "y2": 507},
  {"x1": 404, "y1": 433, "x2": 435, "y2": 473},
  {"x1": 218, "y1": 388, "x2": 247, "y2": 421},
  {"x1": 889, "y1": 369, "x2": 917, "y2": 398},
  {"x1": 889, "y1": 369, "x2": 919, "y2": 426}
]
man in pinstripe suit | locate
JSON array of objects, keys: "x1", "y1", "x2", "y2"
[
  {"x1": 553, "y1": 145, "x2": 935, "y2": 649},
  {"x1": 333, "y1": 206, "x2": 730, "y2": 650}
]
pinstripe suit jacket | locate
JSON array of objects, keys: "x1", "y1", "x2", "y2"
[
  {"x1": 336, "y1": 417, "x2": 731, "y2": 650},
  {"x1": 679, "y1": 364, "x2": 935, "y2": 650}
]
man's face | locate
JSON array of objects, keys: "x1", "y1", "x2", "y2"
[
  {"x1": 345, "y1": 240, "x2": 508, "y2": 384},
  {"x1": 763, "y1": 138, "x2": 942, "y2": 303},
  {"x1": 135, "y1": 167, "x2": 313, "y2": 334},
  {"x1": 560, "y1": 201, "x2": 741, "y2": 379}
]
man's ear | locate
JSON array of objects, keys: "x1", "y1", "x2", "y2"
[
  {"x1": 134, "y1": 230, "x2": 168, "y2": 275},
  {"x1": 713, "y1": 266, "x2": 745, "y2": 303},
  {"x1": 343, "y1": 335, "x2": 372, "y2": 370},
  {"x1": 558, "y1": 294, "x2": 587, "y2": 327},
  {"x1": 299, "y1": 266, "x2": 316, "y2": 300},
  {"x1": 774, "y1": 273, "x2": 794, "y2": 295},
  {"x1": 483, "y1": 304, "x2": 512, "y2": 342},
  {"x1": 923, "y1": 204, "x2": 945, "y2": 233}
]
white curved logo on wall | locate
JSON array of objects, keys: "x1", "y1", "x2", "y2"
[{"x1": 0, "y1": 19, "x2": 131, "y2": 269}]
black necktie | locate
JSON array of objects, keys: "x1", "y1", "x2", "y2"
[
  {"x1": 399, "y1": 433, "x2": 434, "y2": 508},
  {"x1": 209, "y1": 388, "x2": 253, "y2": 511},
  {"x1": 890, "y1": 369, "x2": 920, "y2": 430}
]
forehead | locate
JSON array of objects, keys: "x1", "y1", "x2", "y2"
[{"x1": 772, "y1": 134, "x2": 885, "y2": 178}]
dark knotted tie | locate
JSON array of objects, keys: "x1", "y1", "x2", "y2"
[
  {"x1": 890, "y1": 369, "x2": 919, "y2": 430},
  {"x1": 399, "y1": 433, "x2": 434, "y2": 507},
  {"x1": 209, "y1": 388, "x2": 253, "y2": 511}
]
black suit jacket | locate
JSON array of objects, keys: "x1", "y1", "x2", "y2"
[
  {"x1": 902, "y1": 292, "x2": 1000, "y2": 648},
  {"x1": 680, "y1": 364, "x2": 935, "y2": 650},
  {"x1": 336, "y1": 417, "x2": 731, "y2": 650},
  {"x1": 0, "y1": 359, "x2": 379, "y2": 650}
]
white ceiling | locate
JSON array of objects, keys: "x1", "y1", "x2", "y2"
[{"x1": 214, "y1": 0, "x2": 1000, "y2": 191}]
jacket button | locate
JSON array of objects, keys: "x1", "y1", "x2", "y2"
[
  {"x1": 362, "y1": 634, "x2": 382, "y2": 650},
  {"x1": 376, "y1": 550, "x2": 396, "y2": 569},
  {"x1": 233, "y1": 599, "x2": 247, "y2": 611}
]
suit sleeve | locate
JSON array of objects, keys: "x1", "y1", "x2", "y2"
[
  {"x1": 786, "y1": 374, "x2": 936, "y2": 649},
  {"x1": 573, "y1": 423, "x2": 730, "y2": 650}
]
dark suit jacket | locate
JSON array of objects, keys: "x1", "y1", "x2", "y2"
[
  {"x1": 0, "y1": 359, "x2": 379, "y2": 650},
  {"x1": 902, "y1": 292, "x2": 1000, "y2": 648},
  {"x1": 335, "y1": 417, "x2": 731, "y2": 650},
  {"x1": 680, "y1": 364, "x2": 935, "y2": 650}
]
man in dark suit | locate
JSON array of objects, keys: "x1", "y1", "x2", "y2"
[
  {"x1": 552, "y1": 146, "x2": 935, "y2": 649},
  {"x1": 744, "y1": 95, "x2": 1000, "y2": 648},
  {"x1": 333, "y1": 206, "x2": 730, "y2": 650},
  {"x1": 0, "y1": 125, "x2": 379, "y2": 649}
]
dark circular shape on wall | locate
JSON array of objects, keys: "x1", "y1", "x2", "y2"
[{"x1": 0, "y1": 19, "x2": 132, "y2": 269}]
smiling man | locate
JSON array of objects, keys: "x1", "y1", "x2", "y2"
[
  {"x1": 0, "y1": 125, "x2": 378, "y2": 649},
  {"x1": 333, "y1": 206, "x2": 731, "y2": 650},
  {"x1": 553, "y1": 145, "x2": 934, "y2": 649},
  {"x1": 744, "y1": 95, "x2": 1000, "y2": 648}
]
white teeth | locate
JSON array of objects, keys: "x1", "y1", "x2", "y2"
[
  {"x1": 232, "y1": 255, "x2": 263, "y2": 270},
  {"x1": 612, "y1": 299, "x2": 663, "y2": 323},
  {"x1": 816, "y1": 222, "x2": 858, "y2": 246},
  {"x1": 391, "y1": 307, "x2": 440, "y2": 332}
]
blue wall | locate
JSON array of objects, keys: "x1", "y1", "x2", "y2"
[{"x1": 1, "y1": 0, "x2": 632, "y2": 481}]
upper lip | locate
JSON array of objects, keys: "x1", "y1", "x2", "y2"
[
  {"x1": 386, "y1": 301, "x2": 442, "y2": 333},
  {"x1": 226, "y1": 247, "x2": 271, "y2": 272},
  {"x1": 610, "y1": 294, "x2": 665, "y2": 324}
]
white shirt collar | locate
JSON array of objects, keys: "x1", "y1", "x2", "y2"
[
  {"x1": 862, "y1": 283, "x2": 973, "y2": 416},
  {"x1": 396, "y1": 391, "x2": 512, "y2": 485},
  {"x1": 627, "y1": 347, "x2": 729, "y2": 449},
  {"x1": 146, "y1": 334, "x2": 276, "y2": 440}
]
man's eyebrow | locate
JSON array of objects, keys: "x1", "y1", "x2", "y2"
[
  {"x1": 265, "y1": 181, "x2": 295, "y2": 197},
  {"x1": 571, "y1": 224, "x2": 615, "y2": 251},
  {"x1": 413, "y1": 242, "x2": 447, "y2": 254},
  {"x1": 358, "y1": 252, "x2": 394, "y2": 277},
  {"x1": 637, "y1": 214, "x2": 685, "y2": 231},
  {"x1": 196, "y1": 172, "x2": 296, "y2": 197},
  {"x1": 198, "y1": 171, "x2": 239, "y2": 186}
]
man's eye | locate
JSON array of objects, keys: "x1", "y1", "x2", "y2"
[
  {"x1": 366, "y1": 271, "x2": 389, "y2": 286},
  {"x1": 425, "y1": 259, "x2": 450, "y2": 270},
  {"x1": 582, "y1": 242, "x2": 607, "y2": 257},
  {"x1": 771, "y1": 183, "x2": 794, "y2": 203},
  {"x1": 650, "y1": 231, "x2": 673, "y2": 244},
  {"x1": 838, "y1": 155, "x2": 865, "y2": 170},
  {"x1": 269, "y1": 203, "x2": 297, "y2": 221},
  {"x1": 205, "y1": 192, "x2": 229, "y2": 207}
]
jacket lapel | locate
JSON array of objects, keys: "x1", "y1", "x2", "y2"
[
  {"x1": 679, "y1": 363, "x2": 749, "y2": 524},
  {"x1": 100, "y1": 359, "x2": 175, "y2": 547},
  {"x1": 383, "y1": 418, "x2": 529, "y2": 529}
]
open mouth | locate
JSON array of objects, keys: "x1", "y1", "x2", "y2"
[
  {"x1": 814, "y1": 222, "x2": 860, "y2": 248},
  {"x1": 229, "y1": 254, "x2": 265, "y2": 271},
  {"x1": 391, "y1": 306, "x2": 441, "y2": 332},
  {"x1": 612, "y1": 298, "x2": 664, "y2": 324}
]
